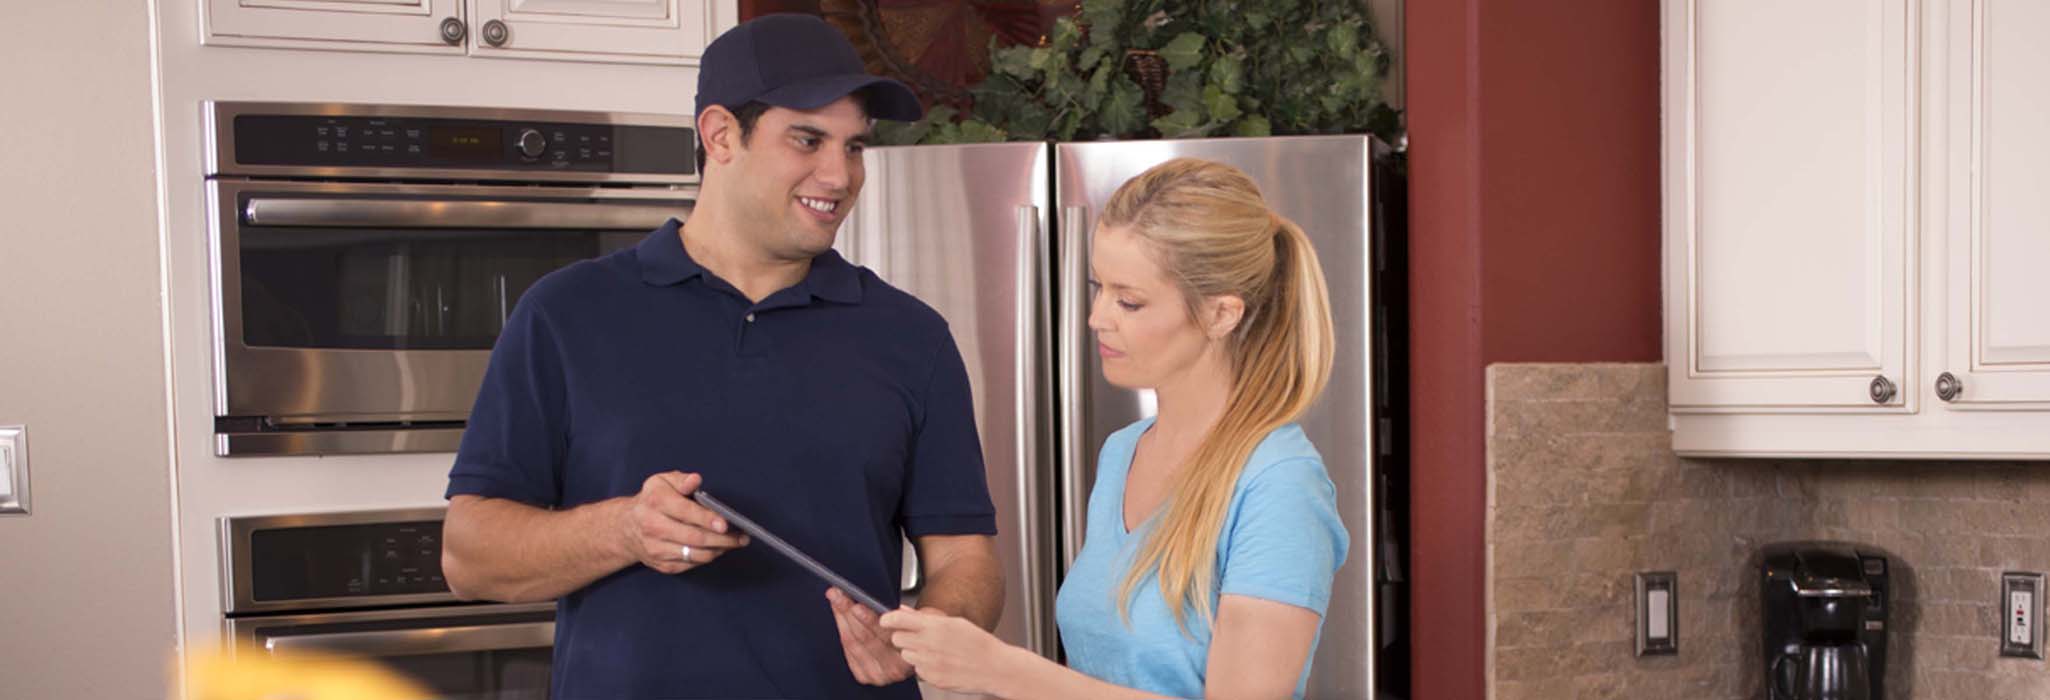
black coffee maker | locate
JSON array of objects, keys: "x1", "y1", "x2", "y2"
[{"x1": 1761, "y1": 543, "x2": 1889, "y2": 700}]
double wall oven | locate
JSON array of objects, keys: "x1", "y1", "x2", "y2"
[
  {"x1": 221, "y1": 508, "x2": 554, "y2": 699},
  {"x1": 206, "y1": 102, "x2": 698, "y2": 456}
]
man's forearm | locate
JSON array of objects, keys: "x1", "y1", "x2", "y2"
[
  {"x1": 911, "y1": 538, "x2": 1004, "y2": 631},
  {"x1": 443, "y1": 495, "x2": 634, "y2": 603}
]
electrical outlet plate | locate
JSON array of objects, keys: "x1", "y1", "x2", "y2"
[
  {"x1": 0, "y1": 425, "x2": 25, "y2": 515},
  {"x1": 2002, "y1": 572, "x2": 2044, "y2": 659},
  {"x1": 1636, "y1": 571, "x2": 1677, "y2": 656}
]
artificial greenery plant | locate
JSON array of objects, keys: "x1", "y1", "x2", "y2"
[{"x1": 874, "y1": 0, "x2": 1400, "y2": 145}]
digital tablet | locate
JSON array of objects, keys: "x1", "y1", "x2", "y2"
[{"x1": 690, "y1": 489, "x2": 895, "y2": 615}]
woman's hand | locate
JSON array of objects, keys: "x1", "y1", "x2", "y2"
[{"x1": 878, "y1": 606, "x2": 1025, "y2": 696}]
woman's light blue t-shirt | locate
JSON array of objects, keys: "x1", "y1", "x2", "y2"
[{"x1": 1053, "y1": 418, "x2": 1349, "y2": 699}]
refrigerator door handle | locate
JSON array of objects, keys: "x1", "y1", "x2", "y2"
[
  {"x1": 1014, "y1": 204, "x2": 1058, "y2": 658},
  {"x1": 1057, "y1": 205, "x2": 1090, "y2": 571}
]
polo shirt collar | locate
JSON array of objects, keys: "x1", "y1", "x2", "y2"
[
  {"x1": 636, "y1": 218, "x2": 704, "y2": 287},
  {"x1": 801, "y1": 248, "x2": 864, "y2": 304},
  {"x1": 635, "y1": 218, "x2": 864, "y2": 304}
]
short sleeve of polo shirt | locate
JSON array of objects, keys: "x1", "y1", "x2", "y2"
[
  {"x1": 1218, "y1": 457, "x2": 1349, "y2": 615},
  {"x1": 445, "y1": 288, "x2": 566, "y2": 507},
  {"x1": 896, "y1": 329, "x2": 997, "y2": 538}
]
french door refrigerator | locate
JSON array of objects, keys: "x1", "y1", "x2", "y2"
[{"x1": 838, "y1": 135, "x2": 1403, "y2": 698}]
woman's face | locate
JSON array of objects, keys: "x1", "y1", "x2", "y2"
[{"x1": 1087, "y1": 225, "x2": 1220, "y2": 390}]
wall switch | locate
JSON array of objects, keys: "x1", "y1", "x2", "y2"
[
  {"x1": 1636, "y1": 571, "x2": 1677, "y2": 656},
  {"x1": 0, "y1": 425, "x2": 25, "y2": 515},
  {"x1": 2002, "y1": 572, "x2": 2044, "y2": 659}
]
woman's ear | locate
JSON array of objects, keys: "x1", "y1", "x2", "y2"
[{"x1": 1203, "y1": 295, "x2": 1246, "y2": 340}]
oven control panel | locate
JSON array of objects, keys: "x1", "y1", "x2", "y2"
[
  {"x1": 247, "y1": 519, "x2": 450, "y2": 601},
  {"x1": 229, "y1": 113, "x2": 695, "y2": 176}
]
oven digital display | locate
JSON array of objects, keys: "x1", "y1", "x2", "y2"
[
  {"x1": 428, "y1": 125, "x2": 502, "y2": 162},
  {"x1": 249, "y1": 521, "x2": 448, "y2": 601}
]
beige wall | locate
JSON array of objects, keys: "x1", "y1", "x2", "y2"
[
  {"x1": 1487, "y1": 363, "x2": 2050, "y2": 699},
  {"x1": 0, "y1": 2, "x2": 180, "y2": 698}
]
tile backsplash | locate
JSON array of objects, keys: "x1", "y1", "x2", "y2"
[{"x1": 1486, "y1": 363, "x2": 2050, "y2": 699}]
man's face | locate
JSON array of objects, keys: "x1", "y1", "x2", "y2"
[{"x1": 722, "y1": 96, "x2": 871, "y2": 260}]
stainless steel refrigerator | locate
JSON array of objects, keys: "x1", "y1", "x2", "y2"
[{"x1": 838, "y1": 135, "x2": 1402, "y2": 698}]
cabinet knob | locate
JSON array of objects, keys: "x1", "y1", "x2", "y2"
[
  {"x1": 438, "y1": 17, "x2": 466, "y2": 45},
  {"x1": 1868, "y1": 375, "x2": 1897, "y2": 404},
  {"x1": 1936, "y1": 372, "x2": 1964, "y2": 402},
  {"x1": 482, "y1": 19, "x2": 510, "y2": 47}
]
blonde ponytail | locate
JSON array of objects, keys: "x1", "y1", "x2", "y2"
[{"x1": 1100, "y1": 159, "x2": 1336, "y2": 632}]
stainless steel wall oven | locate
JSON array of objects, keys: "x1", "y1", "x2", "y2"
[
  {"x1": 205, "y1": 102, "x2": 697, "y2": 456},
  {"x1": 220, "y1": 508, "x2": 555, "y2": 699}
]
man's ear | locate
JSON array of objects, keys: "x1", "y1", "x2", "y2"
[
  {"x1": 1203, "y1": 295, "x2": 1246, "y2": 340},
  {"x1": 698, "y1": 106, "x2": 741, "y2": 166}
]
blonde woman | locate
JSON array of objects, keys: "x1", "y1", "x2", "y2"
[{"x1": 877, "y1": 158, "x2": 1347, "y2": 700}]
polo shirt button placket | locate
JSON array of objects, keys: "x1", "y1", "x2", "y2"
[{"x1": 737, "y1": 310, "x2": 767, "y2": 358}]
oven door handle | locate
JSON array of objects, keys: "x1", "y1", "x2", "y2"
[
  {"x1": 244, "y1": 197, "x2": 685, "y2": 230},
  {"x1": 260, "y1": 620, "x2": 556, "y2": 657}
]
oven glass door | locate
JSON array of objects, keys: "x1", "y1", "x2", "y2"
[
  {"x1": 239, "y1": 225, "x2": 603, "y2": 351},
  {"x1": 232, "y1": 605, "x2": 554, "y2": 700},
  {"x1": 210, "y1": 180, "x2": 688, "y2": 422},
  {"x1": 226, "y1": 186, "x2": 669, "y2": 351}
]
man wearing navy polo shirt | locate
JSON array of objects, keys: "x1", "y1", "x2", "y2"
[{"x1": 439, "y1": 14, "x2": 1003, "y2": 699}]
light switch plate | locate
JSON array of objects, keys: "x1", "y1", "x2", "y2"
[
  {"x1": 1636, "y1": 571, "x2": 1677, "y2": 656},
  {"x1": 2002, "y1": 572, "x2": 2044, "y2": 659},
  {"x1": 0, "y1": 425, "x2": 26, "y2": 515}
]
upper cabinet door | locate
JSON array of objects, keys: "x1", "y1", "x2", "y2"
[
  {"x1": 1940, "y1": 0, "x2": 2050, "y2": 410},
  {"x1": 204, "y1": 0, "x2": 465, "y2": 54},
  {"x1": 468, "y1": 0, "x2": 732, "y2": 64},
  {"x1": 1664, "y1": 0, "x2": 1917, "y2": 411}
]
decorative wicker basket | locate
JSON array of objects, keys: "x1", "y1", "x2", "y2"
[{"x1": 1123, "y1": 49, "x2": 1170, "y2": 118}]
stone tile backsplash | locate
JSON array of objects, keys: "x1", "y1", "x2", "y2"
[{"x1": 1486, "y1": 363, "x2": 2050, "y2": 700}]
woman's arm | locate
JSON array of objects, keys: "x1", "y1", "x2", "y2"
[
  {"x1": 882, "y1": 597, "x2": 1318, "y2": 700},
  {"x1": 1014, "y1": 594, "x2": 1321, "y2": 700},
  {"x1": 879, "y1": 609, "x2": 1163, "y2": 700},
  {"x1": 986, "y1": 644, "x2": 1160, "y2": 700},
  {"x1": 1201, "y1": 594, "x2": 1322, "y2": 699},
  {"x1": 1197, "y1": 454, "x2": 1344, "y2": 699},
  {"x1": 1020, "y1": 594, "x2": 1322, "y2": 700}
]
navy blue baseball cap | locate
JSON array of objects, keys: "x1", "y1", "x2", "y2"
[{"x1": 696, "y1": 14, "x2": 924, "y2": 122}]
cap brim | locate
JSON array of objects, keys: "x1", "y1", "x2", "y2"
[{"x1": 754, "y1": 73, "x2": 924, "y2": 122}]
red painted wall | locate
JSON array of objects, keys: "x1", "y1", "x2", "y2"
[
  {"x1": 1405, "y1": 0, "x2": 1486, "y2": 693},
  {"x1": 1475, "y1": 1, "x2": 1661, "y2": 364},
  {"x1": 1406, "y1": 0, "x2": 1660, "y2": 697}
]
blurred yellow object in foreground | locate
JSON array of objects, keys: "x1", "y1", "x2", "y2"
[{"x1": 183, "y1": 648, "x2": 433, "y2": 700}]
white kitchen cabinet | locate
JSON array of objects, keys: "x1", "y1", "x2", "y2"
[
  {"x1": 1938, "y1": 0, "x2": 2050, "y2": 410},
  {"x1": 204, "y1": 0, "x2": 466, "y2": 55},
  {"x1": 470, "y1": 0, "x2": 720, "y2": 64},
  {"x1": 1663, "y1": 0, "x2": 1916, "y2": 413},
  {"x1": 204, "y1": 0, "x2": 734, "y2": 65},
  {"x1": 1663, "y1": 0, "x2": 2050, "y2": 457}
]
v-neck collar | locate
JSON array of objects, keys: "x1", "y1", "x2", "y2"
[{"x1": 1117, "y1": 416, "x2": 1163, "y2": 537}]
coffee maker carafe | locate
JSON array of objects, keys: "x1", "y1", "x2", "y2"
[{"x1": 1762, "y1": 543, "x2": 1889, "y2": 700}]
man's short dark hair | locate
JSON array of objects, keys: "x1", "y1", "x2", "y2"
[{"x1": 695, "y1": 101, "x2": 772, "y2": 173}]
